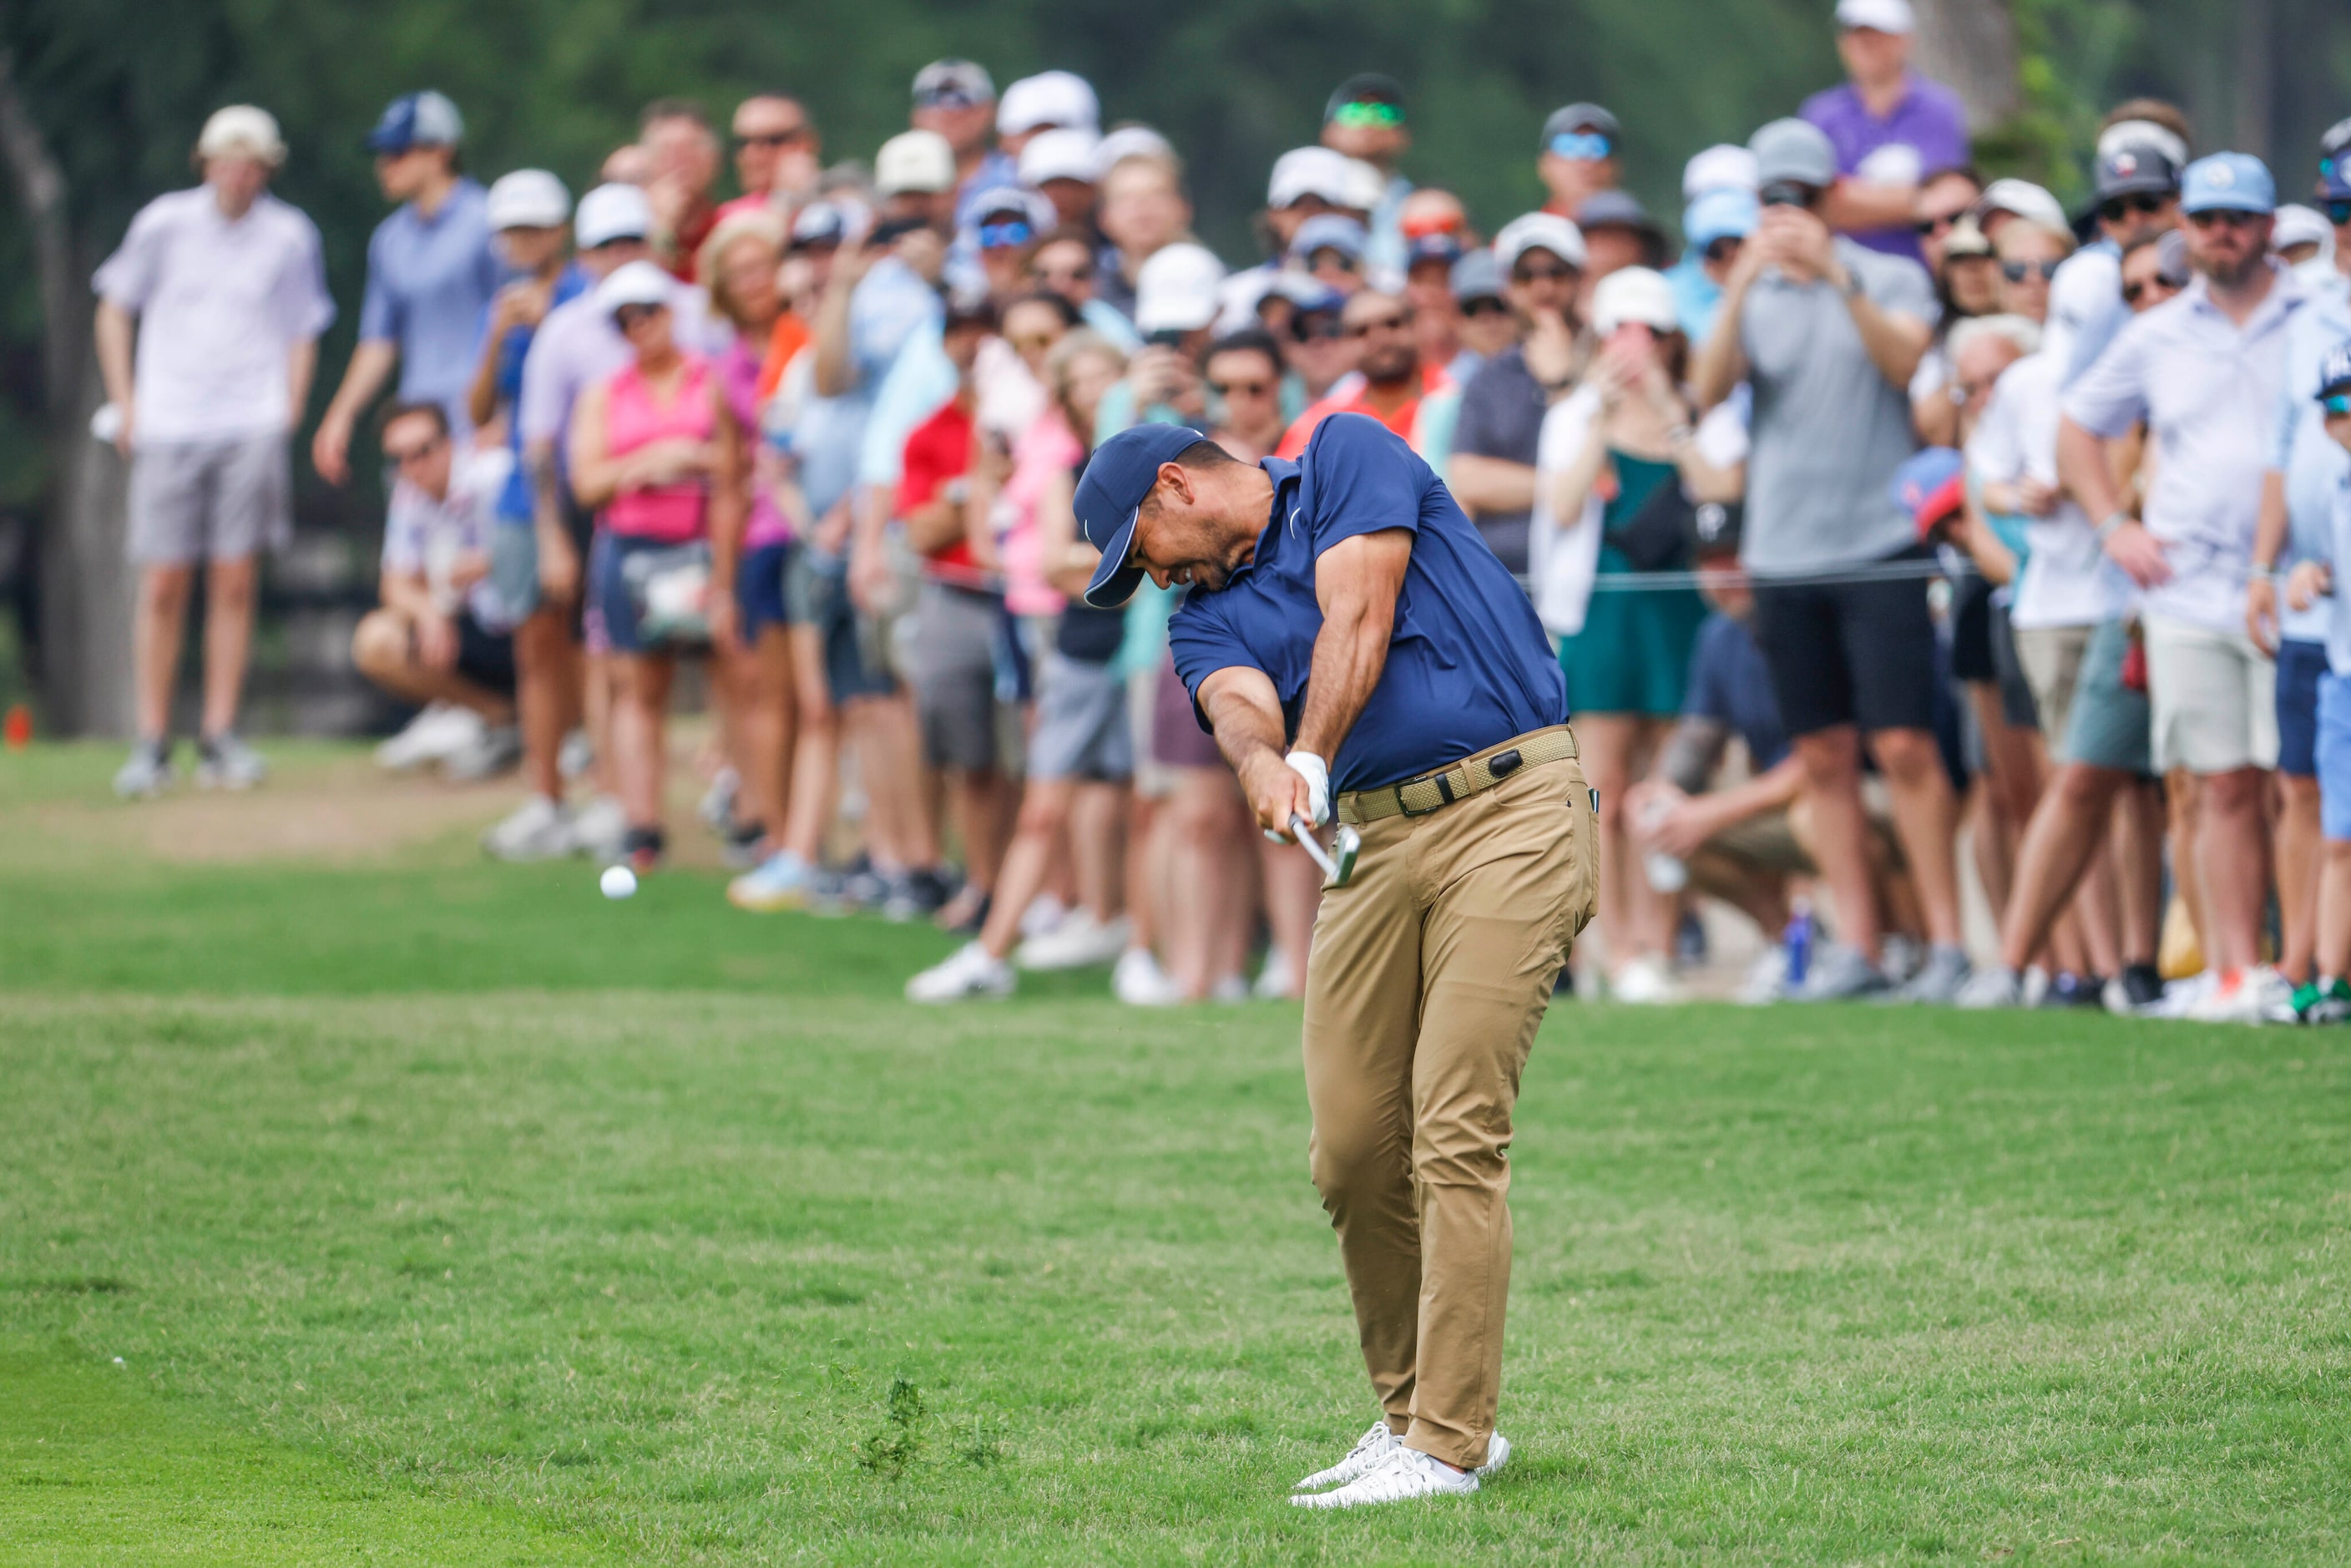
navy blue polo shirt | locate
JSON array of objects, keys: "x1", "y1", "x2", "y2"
[{"x1": 1168, "y1": 412, "x2": 1567, "y2": 793}]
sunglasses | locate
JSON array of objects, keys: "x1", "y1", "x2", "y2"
[
  {"x1": 613, "y1": 303, "x2": 663, "y2": 329},
  {"x1": 2327, "y1": 199, "x2": 2351, "y2": 225},
  {"x1": 1292, "y1": 316, "x2": 1347, "y2": 341},
  {"x1": 1913, "y1": 210, "x2": 1968, "y2": 238},
  {"x1": 1344, "y1": 314, "x2": 1412, "y2": 338},
  {"x1": 2186, "y1": 209, "x2": 2263, "y2": 230},
  {"x1": 1511, "y1": 261, "x2": 1575, "y2": 285},
  {"x1": 2119, "y1": 277, "x2": 2178, "y2": 304},
  {"x1": 1549, "y1": 131, "x2": 1612, "y2": 161},
  {"x1": 384, "y1": 433, "x2": 445, "y2": 466},
  {"x1": 2000, "y1": 258, "x2": 2062, "y2": 283},
  {"x1": 1008, "y1": 331, "x2": 1059, "y2": 353},
  {"x1": 1759, "y1": 180, "x2": 1820, "y2": 209},
  {"x1": 1460, "y1": 296, "x2": 1509, "y2": 317},
  {"x1": 978, "y1": 220, "x2": 1034, "y2": 250},
  {"x1": 1308, "y1": 249, "x2": 1360, "y2": 272},
  {"x1": 1032, "y1": 262, "x2": 1094, "y2": 284},
  {"x1": 2323, "y1": 392, "x2": 2351, "y2": 417},
  {"x1": 1703, "y1": 236, "x2": 1744, "y2": 264},
  {"x1": 736, "y1": 127, "x2": 809, "y2": 150},
  {"x1": 2096, "y1": 192, "x2": 2172, "y2": 224},
  {"x1": 1331, "y1": 100, "x2": 1405, "y2": 129},
  {"x1": 1209, "y1": 378, "x2": 1274, "y2": 398}
]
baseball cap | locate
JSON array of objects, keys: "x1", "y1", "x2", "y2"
[
  {"x1": 1134, "y1": 242, "x2": 1226, "y2": 336},
  {"x1": 1406, "y1": 230, "x2": 1464, "y2": 270},
  {"x1": 1077, "y1": 424, "x2": 1211, "y2": 607},
  {"x1": 1835, "y1": 0, "x2": 1916, "y2": 33},
  {"x1": 1267, "y1": 146, "x2": 1355, "y2": 210},
  {"x1": 195, "y1": 104, "x2": 286, "y2": 166},
  {"x1": 2318, "y1": 115, "x2": 2351, "y2": 200},
  {"x1": 1682, "y1": 144, "x2": 1760, "y2": 198},
  {"x1": 2181, "y1": 152, "x2": 2276, "y2": 215},
  {"x1": 1093, "y1": 124, "x2": 1176, "y2": 179},
  {"x1": 597, "y1": 258, "x2": 675, "y2": 318},
  {"x1": 1340, "y1": 158, "x2": 1388, "y2": 214},
  {"x1": 2098, "y1": 119, "x2": 2190, "y2": 170},
  {"x1": 1941, "y1": 217, "x2": 1994, "y2": 258},
  {"x1": 1891, "y1": 447, "x2": 1966, "y2": 539},
  {"x1": 1577, "y1": 189, "x2": 1661, "y2": 239},
  {"x1": 1494, "y1": 212, "x2": 1588, "y2": 272},
  {"x1": 912, "y1": 58, "x2": 994, "y2": 109},
  {"x1": 1541, "y1": 103, "x2": 1620, "y2": 153},
  {"x1": 574, "y1": 183, "x2": 653, "y2": 250},
  {"x1": 1019, "y1": 127, "x2": 1100, "y2": 188},
  {"x1": 789, "y1": 200, "x2": 847, "y2": 250},
  {"x1": 485, "y1": 169, "x2": 570, "y2": 231},
  {"x1": 1749, "y1": 119, "x2": 1838, "y2": 189},
  {"x1": 1326, "y1": 73, "x2": 1407, "y2": 128},
  {"x1": 2093, "y1": 143, "x2": 2182, "y2": 200},
  {"x1": 1450, "y1": 248, "x2": 1505, "y2": 306},
  {"x1": 1590, "y1": 266, "x2": 1678, "y2": 336},
  {"x1": 2274, "y1": 204, "x2": 2332, "y2": 255},
  {"x1": 998, "y1": 71, "x2": 1098, "y2": 137},
  {"x1": 366, "y1": 90, "x2": 463, "y2": 154},
  {"x1": 1685, "y1": 187, "x2": 1759, "y2": 247},
  {"x1": 875, "y1": 129, "x2": 957, "y2": 196},
  {"x1": 2315, "y1": 341, "x2": 2351, "y2": 401},
  {"x1": 1974, "y1": 178, "x2": 2070, "y2": 237},
  {"x1": 1289, "y1": 214, "x2": 1368, "y2": 266},
  {"x1": 971, "y1": 185, "x2": 1051, "y2": 226}
]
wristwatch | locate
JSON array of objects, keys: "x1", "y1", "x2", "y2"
[{"x1": 1838, "y1": 267, "x2": 1864, "y2": 300}]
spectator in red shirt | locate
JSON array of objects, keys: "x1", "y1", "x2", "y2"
[
  {"x1": 897, "y1": 293, "x2": 1014, "y2": 931},
  {"x1": 1276, "y1": 289, "x2": 1454, "y2": 461}
]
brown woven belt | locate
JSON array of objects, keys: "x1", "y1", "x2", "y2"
[{"x1": 1336, "y1": 725, "x2": 1580, "y2": 826}]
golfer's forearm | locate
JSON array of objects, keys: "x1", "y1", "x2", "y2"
[
  {"x1": 1294, "y1": 610, "x2": 1392, "y2": 761},
  {"x1": 1201, "y1": 675, "x2": 1288, "y2": 777}
]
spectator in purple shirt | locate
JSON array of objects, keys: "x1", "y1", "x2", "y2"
[{"x1": 1800, "y1": 0, "x2": 1971, "y2": 264}]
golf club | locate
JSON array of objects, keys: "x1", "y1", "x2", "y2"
[{"x1": 1288, "y1": 814, "x2": 1363, "y2": 888}]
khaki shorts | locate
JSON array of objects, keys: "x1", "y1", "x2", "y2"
[
  {"x1": 2013, "y1": 623, "x2": 2095, "y2": 763},
  {"x1": 2143, "y1": 613, "x2": 2278, "y2": 774},
  {"x1": 129, "y1": 433, "x2": 291, "y2": 564}
]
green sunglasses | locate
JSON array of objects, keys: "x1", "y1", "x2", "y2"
[
  {"x1": 1330, "y1": 100, "x2": 1405, "y2": 129},
  {"x1": 2323, "y1": 392, "x2": 2351, "y2": 418}
]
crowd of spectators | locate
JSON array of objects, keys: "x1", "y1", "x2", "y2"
[{"x1": 85, "y1": 0, "x2": 2351, "y2": 1019}]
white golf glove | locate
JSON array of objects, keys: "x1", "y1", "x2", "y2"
[{"x1": 1286, "y1": 750, "x2": 1332, "y2": 827}]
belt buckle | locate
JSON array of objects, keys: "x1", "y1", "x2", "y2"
[{"x1": 1397, "y1": 770, "x2": 1457, "y2": 817}]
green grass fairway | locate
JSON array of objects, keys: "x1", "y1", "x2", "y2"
[{"x1": 5, "y1": 744, "x2": 2351, "y2": 1564}]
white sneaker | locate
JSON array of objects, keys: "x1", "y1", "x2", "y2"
[
  {"x1": 1955, "y1": 965, "x2": 2023, "y2": 1009},
  {"x1": 906, "y1": 940, "x2": 1016, "y2": 1004},
  {"x1": 482, "y1": 796, "x2": 574, "y2": 861},
  {"x1": 194, "y1": 733, "x2": 267, "y2": 791},
  {"x1": 698, "y1": 768, "x2": 739, "y2": 833},
  {"x1": 1292, "y1": 1420, "x2": 1399, "y2": 1491},
  {"x1": 571, "y1": 795, "x2": 628, "y2": 861},
  {"x1": 1113, "y1": 947, "x2": 1181, "y2": 1007},
  {"x1": 2145, "y1": 970, "x2": 2210, "y2": 1020},
  {"x1": 1736, "y1": 945, "x2": 1789, "y2": 1004},
  {"x1": 1609, "y1": 955, "x2": 1681, "y2": 1004},
  {"x1": 1211, "y1": 973, "x2": 1250, "y2": 1004},
  {"x1": 375, "y1": 702, "x2": 480, "y2": 771},
  {"x1": 2255, "y1": 966, "x2": 2301, "y2": 1024},
  {"x1": 113, "y1": 739, "x2": 174, "y2": 800},
  {"x1": 1291, "y1": 1445, "x2": 1479, "y2": 1510},
  {"x1": 1019, "y1": 893, "x2": 1069, "y2": 942},
  {"x1": 2187, "y1": 969, "x2": 2270, "y2": 1024},
  {"x1": 1014, "y1": 910, "x2": 1132, "y2": 971},
  {"x1": 558, "y1": 729, "x2": 594, "y2": 781},
  {"x1": 1255, "y1": 946, "x2": 1302, "y2": 1000},
  {"x1": 442, "y1": 722, "x2": 522, "y2": 781}
]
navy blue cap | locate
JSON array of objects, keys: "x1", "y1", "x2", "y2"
[
  {"x1": 366, "y1": 91, "x2": 463, "y2": 154},
  {"x1": 1406, "y1": 230, "x2": 1464, "y2": 268},
  {"x1": 1077, "y1": 424, "x2": 1209, "y2": 607},
  {"x1": 2317, "y1": 341, "x2": 2351, "y2": 401}
]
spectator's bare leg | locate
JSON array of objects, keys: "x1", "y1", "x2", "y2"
[
  {"x1": 2196, "y1": 766, "x2": 2270, "y2": 976},
  {"x1": 1578, "y1": 713, "x2": 1668, "y2": 974},
  {"x1": 2165, "y1": 769, "x2": 2207, "y2": 962},
  {"x1": 1125, "y1": 792, "x2": 1162, "y2": 958},
  {"x1": 2275, "y1": 771, "x2": 2323, "y2": 982},
  {"x1": 1996, "y1": 762, "x2": 2127, "y2": 974},
  {"x1": 976, "y1": 777, "x2": 1076, "y2": 959},
  {"x1": 134, "y1": 564, "x2": 195, "y2": 741},
  {"x1": 1683, "y1": 847, "x2": 1790, "y2": 938},
  {"x1": 2315, "y1": 839, "x2": 2351, "y2": 981},
  {"x1": 1070, "y1": 781, "x2": 1128, "y2": 924},
  {"x1": 1792, "y1": 726, "x2": 1882, "y2": 959},
  {"x1": 198, "y1": 556, "x2": 257, "y2": 739},
  {"x1": 1164, "y1": 768, "x2": 1246, "y2": 999},
  {"x1": 611, "y1": 651, "x2": 675, "y2": 833},
  {"x1": 350, "y1": 609, "x2": 513, "y2": 721},
  {"x1": 778, "y1": 624, "x2": 837, "y2": 864},
  {"x1": 2067, "y1": 839, "x2": 2125, "y2": 980},
  {"x1": 1867, "y1": 726, "x2": 1964, "y2": 951},
  {"x1": 847, "y1": 694, "x2": 938, "y2": 871},
  {"x1": 2115, "y1": 781, "x2": 2166, "y2": 966},
  {"x1": 723, "y1": 628, "x2": 796, "y2": 848},
  {"x1": 940, "y1": 769, "x2": 1013, "y2": 918},
  {"x1": 513, "y1": 609, "x2": 573, "y2": 803},
  {"x1": 585, "y1": 651, "x2": 619, "y2": 800},
  {"x1": 1259, "y1": 837, "x2": 1325, "y2": 994}
]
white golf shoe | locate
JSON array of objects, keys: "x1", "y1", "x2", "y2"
[
  {"x1": 482, "y1": 796, "x2": 575, "y2": 861},
  {"x1": 1290, "y1": 1444, "x2": 1485, "y2": 1509},
  {"x1": 905, "y1": 941, "x2": 1016, "y2": 1004},
  {"x1": 1293, "y1": 1423, "x2": 1509, "y2": 1495}
]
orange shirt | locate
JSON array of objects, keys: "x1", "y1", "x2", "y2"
[
  {"x1": 756, "y1": 312, "x2": 811, "y2": 404},
  {"x1": 1275, "y1": 362, "x2": 1454, "y2": 461}
]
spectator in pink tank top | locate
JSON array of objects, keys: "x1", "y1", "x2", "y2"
[{"x1": 568, "y1": 260, "x2": 746, "y2": 868}]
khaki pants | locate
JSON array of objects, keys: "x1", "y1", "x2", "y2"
[{"x1": 1303, "y1": 731, "x2": 1598, "y2": 1469}]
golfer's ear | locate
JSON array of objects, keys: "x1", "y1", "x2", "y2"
[{"x1": 1157, "y1": 460, "x2": 1191, "y2": 508}]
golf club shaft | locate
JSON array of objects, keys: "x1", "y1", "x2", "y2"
[{"x1": 1287, "y1": 814, "x2": 1337, "y2": 879}]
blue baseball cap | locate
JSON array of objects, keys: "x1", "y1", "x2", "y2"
[
  {"x1": 1289, "y1": 213, "x2": 1368, "y2": 265},
  {"x1": 2321, "y1": 116, "x2": 2351, "y2": 200},
  {"x1": 1684, "y1": 187, "x2": 1758, "y2": 248},
  {"x1": 367, "y1": 90, "x2": 463, "y2": 154},
  {"x1": 2180, "y1": 152, "x2": 2275, "y2": 215},
  {"x1": 1076, "y1": 424, "x2": 1209, "y2": 607},
  {"x1": 1891, "y1": 447, "x2": 1965, "y2": 538},
  {"x1": 2317, "y1": 341, "x2": 2351, "y2": 401}
]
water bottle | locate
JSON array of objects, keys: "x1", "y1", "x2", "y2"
[
  {"x1": 1784, "y1": 897, "x2": 1813, "y2": 990},
  {"x1": 1636, "y1": 796, "x2": 1688, "y2": 893}
]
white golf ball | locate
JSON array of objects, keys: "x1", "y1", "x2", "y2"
[{"x1": 599, "y1": 864, "x2": 638, "y2": 900}]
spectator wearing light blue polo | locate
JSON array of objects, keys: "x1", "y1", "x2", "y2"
[
  {"x1": 1670, "y1": 185, "x2": 1759, "y2": 342},
  {"x1": 313, "y1": 91, "x2": 501, "y2": 485}
]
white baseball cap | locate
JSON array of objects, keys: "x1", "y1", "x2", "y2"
[
  {"x1": 485, "y1": 169, "x2": 571, "y2": 231},
  {"x1": 1590, "y1": 266, "x2": 1679, "y2": 336},
  {"x1": 1339, "y1": 157, "x2": 1387, "y2": 214},
  {"x1": 997, "y1": 71, "x2": 1099, "y2": 138},
  {"x1": 1267, "y1": 146, "x2": 1355, "y2": 210},
  {"x1": 1974, "y1": 177, "x2": 2070, "y2": 237},
  {"x1": 1493, "y1": 211, "x2": 1588, "y2": 273},
  {"x1": 1019, "y1": 127, "x2": 1100, "y2": 188},
  {"x1": 596, "y1": 258, "x2": 675, "y2": 317},
  {"x1": 1093, "y1": 124, "x2": 1176, "y2": 180},
  {"x1": 574, "y1": 182, "x2": 653, "y2": 250},
  {"x1": 195, "y1": 105, "x2": 286, "y2": 167},
  {"x1": 1834, "y1": 0, "x2": 1915, "y2": 33},
  {"x1": 875, "y1": 129, "x2": 957, "y2": 196},
  {"x1": 1681, "y1": 143, "x2": 1759, "y2": 198},
  {"x1": 2096, "y1": 118, "x2": 2191, "y2": 171},
  {"x1": 1134, "y1": 242, "x2": 1226, "y2": 335},
  {"x1": 2274, "y1": 203, "x2": 2333, "y2": 255}
]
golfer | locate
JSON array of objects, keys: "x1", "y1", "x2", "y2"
[{"x1": 1077, "y1": 412, "x2": 1597, "y2": 1509}]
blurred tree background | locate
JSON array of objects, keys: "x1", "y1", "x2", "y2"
[{"x1": 1, "y1": 0, "x2": 2346, "y2": 731}]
